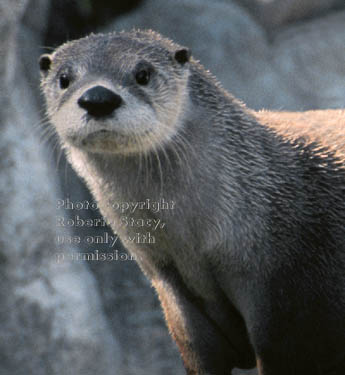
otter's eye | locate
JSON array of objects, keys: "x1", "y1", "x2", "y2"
[
  {"x1": 135, "y1": 69, "x2": 150, "y2": 85},
  {"x1": 59, "y1": 74, "x2": 70, "y2": 89}
]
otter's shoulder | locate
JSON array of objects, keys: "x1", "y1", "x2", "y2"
[{"x1": 254, "y1": 109, "x2": 345, "y2": 160}]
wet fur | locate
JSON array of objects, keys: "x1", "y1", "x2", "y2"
[{"x1": 40, "y1": 30, "x2": 345, "y2": 375}]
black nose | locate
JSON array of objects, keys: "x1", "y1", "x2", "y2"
[{"x1": 78, "y1": 86, "x2": 123, "y2": 118}]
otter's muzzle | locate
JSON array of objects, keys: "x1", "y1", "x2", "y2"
[{"x1": 78, "y1": 85, "x2": 123, "y2": 118}]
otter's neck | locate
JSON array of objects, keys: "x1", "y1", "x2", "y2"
[{"x1": 71, "y1": 99, "x2": 278, "y2": 247}]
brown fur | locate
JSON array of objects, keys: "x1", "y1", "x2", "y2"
[
  {"x1": 254, "y1": 109, "x2": 345, "y2": 160},
  {"x1": 256, "y1": 357, "x2": 264, "y2": 375},
  {"x1": 152, "y1": 278, "x2": 201, "y2": 373}
]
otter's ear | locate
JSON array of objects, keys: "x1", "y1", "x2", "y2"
[
  {"x1": 39, "y1": 54, "x2": 52, "y2": 74},
  {"x1": 174, "y1": 48, "x2": 191, "y2": 65}
]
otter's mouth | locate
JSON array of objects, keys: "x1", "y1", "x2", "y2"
[
  {"x1": 81, "y1": 129, "x2": 129, "y2": 145},
  {"x1": 69, "y1": 128, "x2": 154, "y2": 155}
]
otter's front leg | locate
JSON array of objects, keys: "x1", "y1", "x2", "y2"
[{"x1": 152, "y1": 266, "x2": 238, "y2": 375}]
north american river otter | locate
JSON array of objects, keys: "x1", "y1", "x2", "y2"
[{"x1": 39, "y1": 30, "x2": 345, "y2": 374}]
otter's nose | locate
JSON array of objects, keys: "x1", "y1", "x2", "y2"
[{"x1": 78, "y1": 86, "x2": 123, "y2": 118}]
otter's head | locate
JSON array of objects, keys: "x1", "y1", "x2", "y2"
[{"x1": 39, "y1": 30, "x2": 191, "y2": 155}]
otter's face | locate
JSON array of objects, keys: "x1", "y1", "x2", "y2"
[{"x1": 39, "y1": 32, "x2": 191, "y2": 155}]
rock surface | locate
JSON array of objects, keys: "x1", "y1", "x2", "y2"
[
  {"x1": 236, "y1": 0, "x2": 344, "y2": 29},
  {"x1": 0, "y1": 1, "x2": 120, "y2": 374}
]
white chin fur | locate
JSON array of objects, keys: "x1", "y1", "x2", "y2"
[
  {"x1": 52, "y1": 107, "x2": 178, "y2": 155},
  {"x1": 69, "y1": 128, "x2": 164, "y2": 155}
]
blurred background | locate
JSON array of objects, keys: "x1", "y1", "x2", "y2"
[{"x1": 1, "y1": 0, "x2": 345, "y2": 374}]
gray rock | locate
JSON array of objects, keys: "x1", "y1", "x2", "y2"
[
  {"x1": 0, "y1": 0, "x2": 120, "y2": 374},
  {"x1": 235, "y1": 0, "x2": 344, "y2": 29},
  {"x1": 272, "y1": 10, "x2": 345, "y2": 109}
]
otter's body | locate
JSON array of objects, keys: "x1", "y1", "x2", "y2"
[{"x1": 40, "y1": 31, "x2": 345, "y2": 375}]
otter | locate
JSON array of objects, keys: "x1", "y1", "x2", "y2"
[{"x1": 39, "y1": 30, "x2": 345, "y2": 375}]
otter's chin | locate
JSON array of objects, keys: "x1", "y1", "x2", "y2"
[{"x1": 67, "y1": 129, "x2": 157, "y2": 155}]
